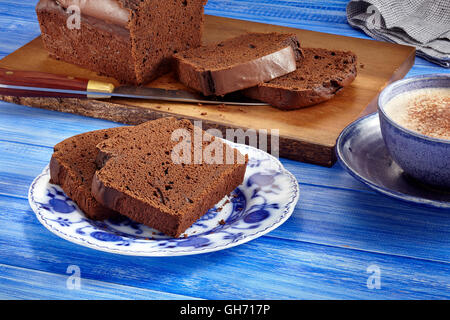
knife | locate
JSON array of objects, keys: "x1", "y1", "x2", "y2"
[{"x1": 0, "y1": 67, "x2": 269, "y2": 106}]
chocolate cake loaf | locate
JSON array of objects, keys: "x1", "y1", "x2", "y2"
[
  {"x1": 91, "y1": 117, "x2": 248, "y2": 237},
  {"x1": 36, "y1": 0, "x2": 208, "y2": 84},
  {"x1": 173, "y1": 32, "x2": 303, "y2": 96},
  {"x1": 50, "y1": 127, "x2": 127, "y2": 220},
  {"x1": 243, "y1": 48, "x2": 357, "y2": 110}
]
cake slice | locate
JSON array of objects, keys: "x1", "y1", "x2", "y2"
[
  {"x1": 49, "y1": 127, "x2": 127, "y2": 220},
  {"x1": 173, "y1": 32, "x2": 303, "y2": 96},
  {"x1": 91, "y1": 117, "x2": 248, "y2": 237},
  {"x1": 243, "y1": 48, "x2": 358, "y2": 110},
  {"x1": 36, "y1": 0, "x2": 208, "y2": 84}
]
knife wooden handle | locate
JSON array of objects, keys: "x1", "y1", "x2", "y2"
[{"x1": 0, "y1": 67, "x2": 115, "y2": 98}]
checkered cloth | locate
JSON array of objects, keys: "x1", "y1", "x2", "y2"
[{"x1": 347, "y1": 0, "x2": 450, "y2": 68}]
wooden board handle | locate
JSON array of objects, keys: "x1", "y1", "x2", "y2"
[{"x1": 0, "y1": 68, "x2": 115, "y2": 98}]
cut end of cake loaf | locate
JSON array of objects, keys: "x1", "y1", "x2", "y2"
[
  {"x1": 91, "y1": 117, "x2": 248, "y2": 237},
  {"x1": 174, "y1": 32, "x2": 303, "y2": 96},
  {"x1": 49, "y1": 127, "x2": 127, "y2": 220},
  {"x1": 127, "y1": 0, "x2": 208, "y2": 84},
  {"x1": 243, "y1": 48, "x2": 357, "y2": 110},
  {"x1": 36, "y1": 0, "x2": 208, "y2": 85}
]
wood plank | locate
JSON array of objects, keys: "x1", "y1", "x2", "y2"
[
  {"x1": 0, "y1": 15, "x2": 416, "y2": 167},
  {"x1": 0, "y1": 263, "x2": 198, "y2": 300},
  {"x1": 0, "y1": 195, "x2": 449, "y2": 300}
]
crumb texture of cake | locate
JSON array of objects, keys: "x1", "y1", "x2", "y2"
[
  {"x1": 243, "y1": 48, "x2": 358, "y2": 110},
  {"x1": 36, "y1": 0, "x2": 208, "y2": 84},
  {"x1": 49, "y1": 127, "x2": 126, "y2": 220},
  {"x1": 174, "y1": 32, "x2": 303, "y2": 96},
  {"x1": 91, "y1": 117, "x2": 248, "y2": 237}
]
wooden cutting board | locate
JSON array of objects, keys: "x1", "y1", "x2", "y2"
[{"x1": 0, "y1": 15, "x2": 415, "y2": 167}]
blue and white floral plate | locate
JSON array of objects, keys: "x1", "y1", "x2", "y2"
[{"x1": 29, "y1": 143, "x2": 299, "y2": 256}]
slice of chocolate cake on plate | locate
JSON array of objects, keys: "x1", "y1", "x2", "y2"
[
  {"x1": 91, "y1": 117, "x2": 248, "y2": 237},
  {"x1": 49, "y1": 127, "x2": 127, "y2": 220}
]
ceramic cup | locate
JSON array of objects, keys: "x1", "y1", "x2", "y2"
[{"x1": 378, "y1": 74, "x2": 450, "y2": 189}]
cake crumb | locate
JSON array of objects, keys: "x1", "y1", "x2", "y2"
[{"x1": 219, "y1": 219, "x2": 226, "y2": 225}]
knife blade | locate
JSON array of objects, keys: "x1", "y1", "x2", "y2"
[{"x1": 0, "y1": 68, "x2": 269, "y2": 106}]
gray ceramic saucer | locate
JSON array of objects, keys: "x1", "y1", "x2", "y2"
[{"x1": 336, "y1": 113, "x2": 450, "y2": 209}]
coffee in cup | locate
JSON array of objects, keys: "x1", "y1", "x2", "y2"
[{"x1": 383, "y1": 87, "x2": 449, "y2": 140}]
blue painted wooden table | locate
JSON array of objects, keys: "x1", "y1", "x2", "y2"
[{"x1": 0, "y1": 0, "x2": 449, "y2": 300}]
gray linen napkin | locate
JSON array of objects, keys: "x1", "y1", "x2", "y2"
[{"x1": 347, "y1": 0, "x2": 450, "y2": 68}]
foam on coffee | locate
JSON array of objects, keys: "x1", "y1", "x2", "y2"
[{"x1": 384, "y1": 87, "x2": 450, "y2": 140}]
